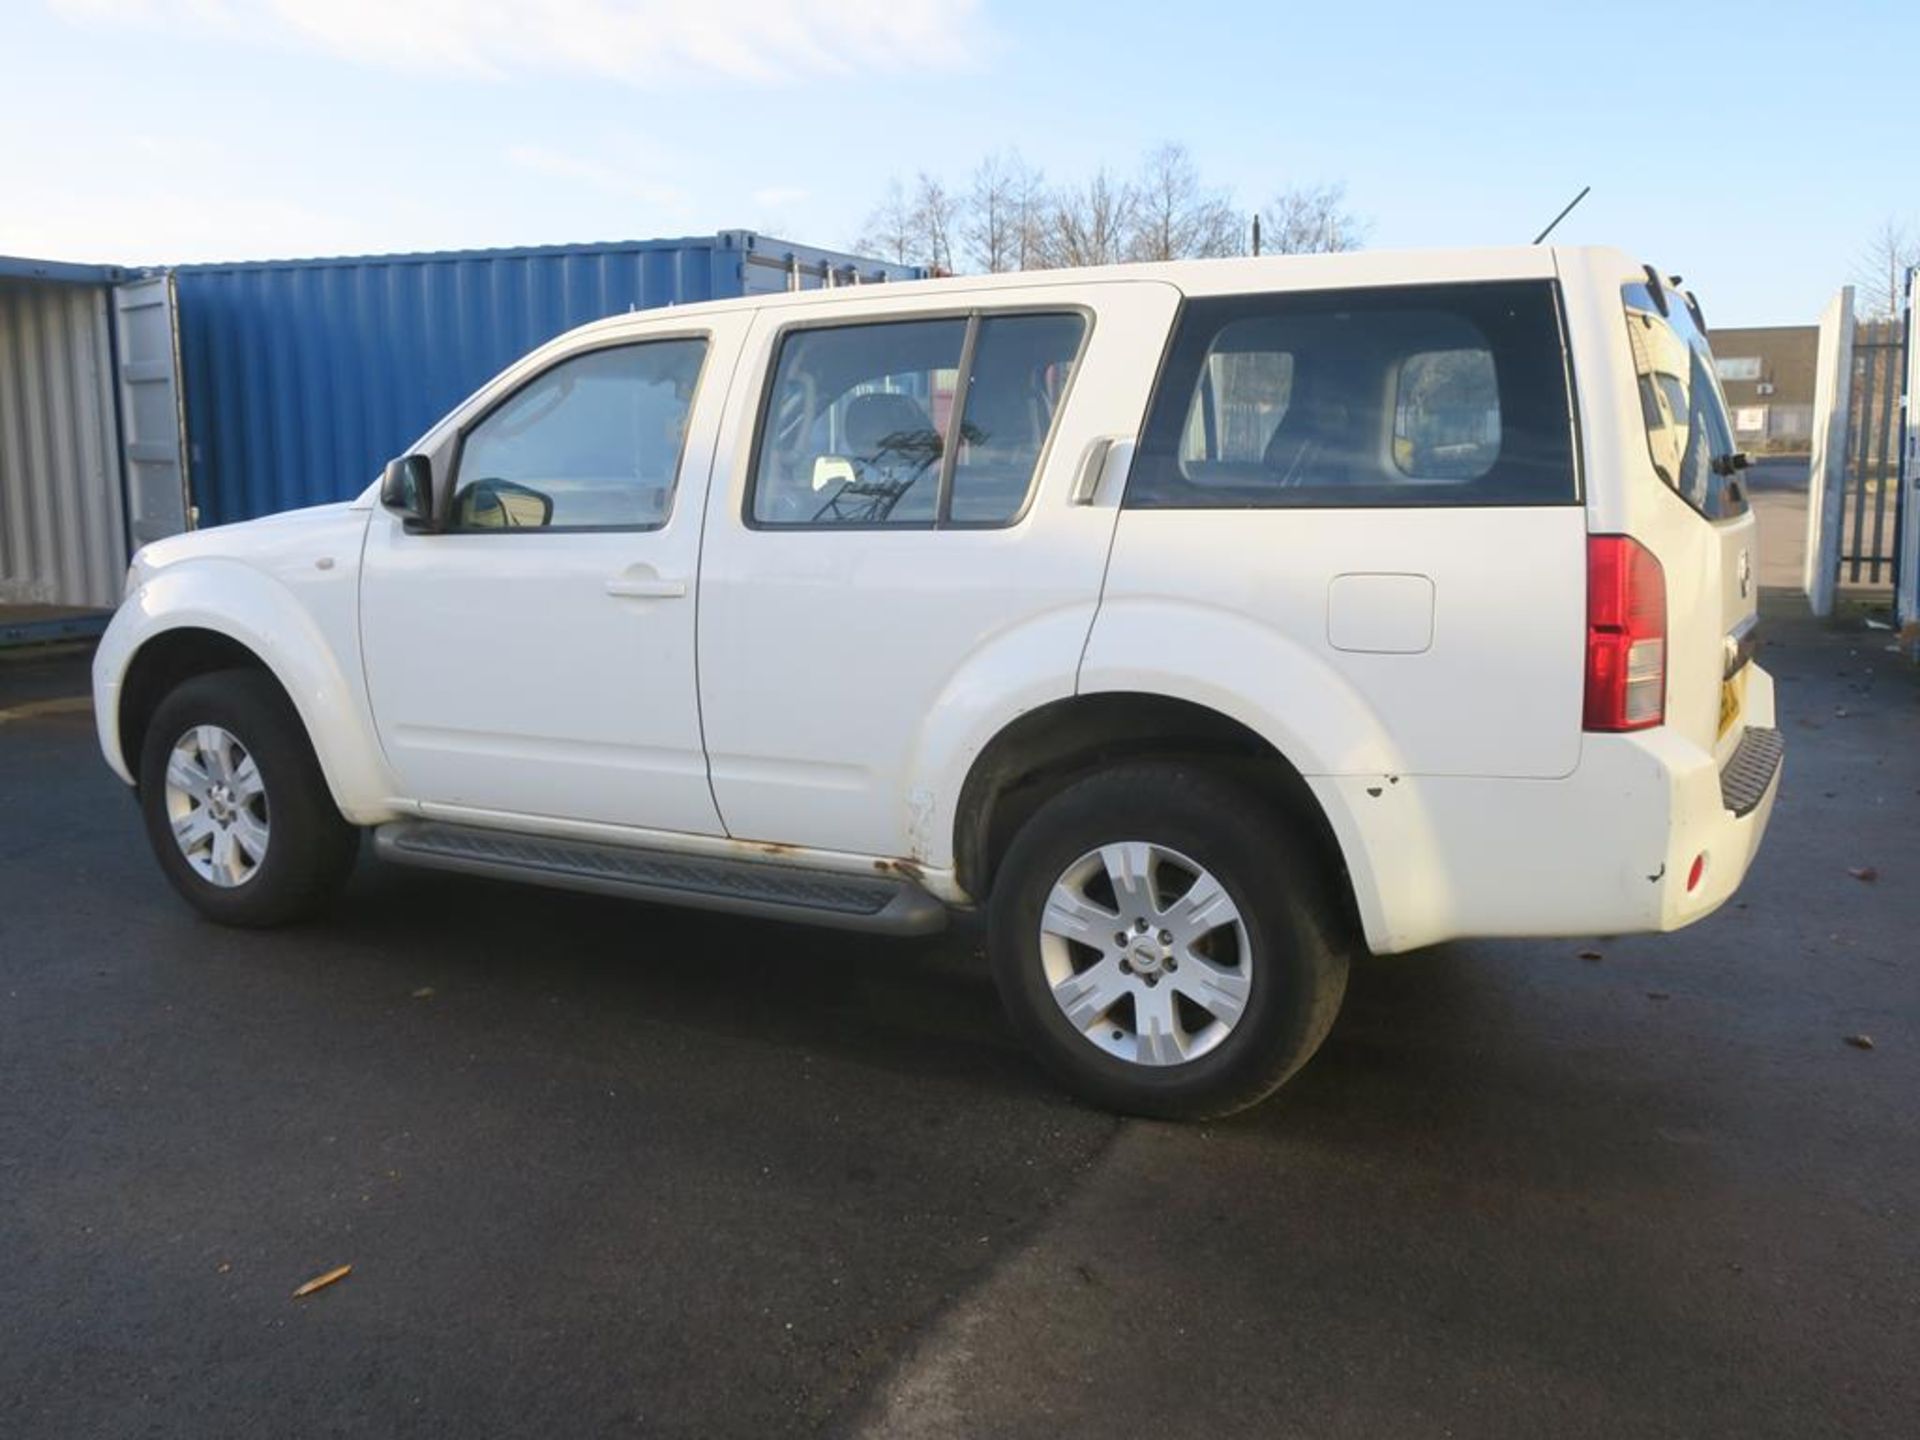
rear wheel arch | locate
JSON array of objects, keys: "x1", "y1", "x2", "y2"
[{"x1": 953, "y1": 692, "x2": 1359, "y2": 938}]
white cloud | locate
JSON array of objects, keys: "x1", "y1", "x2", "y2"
[
  {"x1": 50, "y1": 0, "x2": 983, "y2": 84},
  {"x1": 752, "y1": 185, "x2": 809, "y2": 209},
  {"x1": 504, "y1": 142, "x2": 692, "y2": 215}
]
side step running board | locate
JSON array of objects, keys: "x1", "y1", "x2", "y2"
[{"x1": 372, "y1": 820, "x2": 948, "y2": 936}]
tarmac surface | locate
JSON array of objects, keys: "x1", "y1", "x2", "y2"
[{"x1": 2, "y1": 592, "x2": 1914, "y2": 1438}]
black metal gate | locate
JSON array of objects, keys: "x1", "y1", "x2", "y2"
[{"x1": 1839, "y1": 318, "x2": 1908, "y2": 587}]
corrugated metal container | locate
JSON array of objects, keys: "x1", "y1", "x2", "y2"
[
  {"x1": 0, "y1": 271, "x2": 128, "y2": 608},
  {"x1": 174, "y1": 232, "x2": 923, "y2": 525}
]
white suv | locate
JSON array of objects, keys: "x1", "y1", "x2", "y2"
[{"x1": 92, "y1": 246, "x2": 1782, "y2": 1117}]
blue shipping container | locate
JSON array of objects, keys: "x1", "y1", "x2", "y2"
[{"x1": 173, "y1": 232, "x2": 923, "y2": 526}]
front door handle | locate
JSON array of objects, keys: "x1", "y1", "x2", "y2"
[{"x1": 606, "y1": 568, "x2": 687, "y2": 600}]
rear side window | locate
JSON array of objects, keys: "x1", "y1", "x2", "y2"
[
  {"x1": 750, "y1": 311, "x2": 1087, "y2": 528},
  {"x1": 1130, "y1": 281, "x2": 1576, "y2": 508},
  {"x1": 1621, "y1": 283, "x2": 1747, "y2": 518}
]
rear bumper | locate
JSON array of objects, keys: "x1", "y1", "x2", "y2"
[{"x1": 1312, "y1": 665, "x2": 1782, "y2": 953}]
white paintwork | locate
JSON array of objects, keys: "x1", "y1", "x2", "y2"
[
  {"x1": 357, "y1": 312, "x2": 752, "y2": 835},
  {"x1": 1898, "y1": 269, "x2": 1919, "y2": 637},
  {"x1": 697, "y1": 279, "x2": 1181, "y2": 857},
  {"x1": 1326, "y1": 573, "x2": 1436, "y2": 654},
  {"x1": 1804, "y1": 287, "x2": 1856, "y2": 618},
  {"x1": 92, "y1": 244, "x2": 1782, "y2": 956},
  {"x1": 93, "y1": 501, "x2": 395, "y2": 822}
]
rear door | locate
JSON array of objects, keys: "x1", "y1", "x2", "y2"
[
  {"x1": 696, "y1": 280, "x2": 1181, "y2": 858},
  {"x1": 112, "y1": 273, "x2": 191, "y2": 544}
]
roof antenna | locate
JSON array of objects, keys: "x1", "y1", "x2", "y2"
[{"x1": 1531, "y1": 185, "x2": 1591, "y2": 245}]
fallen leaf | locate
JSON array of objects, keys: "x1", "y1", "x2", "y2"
[
  {"x1": 292, "y1": 1264, "x2": 352, "y2": 1298},
  {"x1": 1844, "y1": 1035, "x2": 1875, "y2": 1051},
  {"x1": 1577, "y1": 949, "x2": 1603, "y2": 962},
  {"x1": 411, "y1": 987, "x2": 435, "y2": 999},
  {"x1": 1848, "y1": 866, "x2": 1879, "y2": 883},
  {"x1": 217, "y1": 1262, "x2": 231, "y2": 1274}
]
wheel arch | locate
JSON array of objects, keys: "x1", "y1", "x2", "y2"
[
  {"x1": 951, "y1": 691, "x2": 1362, "y2": 943},
  {"x1": 93, "y1": 566, "x2": 395, "y2": 823}
]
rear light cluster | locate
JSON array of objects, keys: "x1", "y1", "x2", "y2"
[{"x1": 1584, "y1": 535, "x2": 1666, "y2": 732}]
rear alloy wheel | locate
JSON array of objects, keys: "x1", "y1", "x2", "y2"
[
  {"x1": 138, "y1": 669, "x2": 359, "y2": 927},
  {"x1": 1040, "y1": 841, "x2": 1252, "y2": 1067},
  {"x1": 989, "y1": 763, "x2": 1349, "y2": 1119}
]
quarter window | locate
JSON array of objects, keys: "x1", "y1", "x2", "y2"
[
  {"x1": 451, "y1": 339, "x2": 707, "y2": 531},
  {"x1": 1129, "y1": 281, "x2": 1576, "y2": 508},
  {"x1": 1621, "y1": 283, "x2": 1747, "y2": 518},
  {"x1": 751, "y1": 311, "x2": 1087, "y2": 528}
]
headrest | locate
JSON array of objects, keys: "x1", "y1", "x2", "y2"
[{"x1": 846, "y1": 392, "x2": 937, "y2": 455}]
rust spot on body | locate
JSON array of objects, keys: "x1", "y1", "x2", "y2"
[{"x1": 875, "y1": 856, "x2": 926, "y2": 882}]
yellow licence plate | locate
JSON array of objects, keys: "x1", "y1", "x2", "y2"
[{"x1": 1719, "y1": 670, "x2": 1746, "y2": 737}]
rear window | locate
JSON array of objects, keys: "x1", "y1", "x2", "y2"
[
  {"x1": 1129, "y1": 280, "x2": 1577, "y2": 509},
  {"x1": 1621, "y1": 282, "x2": 1747, "y2": 518}
]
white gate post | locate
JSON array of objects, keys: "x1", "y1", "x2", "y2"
[
  {"x1": 1896, "y1": 268, "x2": 1918, "y2": 645},
  {"x1": 1805, "y1": 287, "x2": 1856, "y2": 617}
]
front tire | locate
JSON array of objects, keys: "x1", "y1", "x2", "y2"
[
  {"x1": 137, "y1": 669, "x2": 359, "y2": 927},
  {"x1": 988, "y1": 763, "x2": 1349, "y2": 1120}
]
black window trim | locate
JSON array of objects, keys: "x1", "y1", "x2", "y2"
[
  {"x1": 1123, "y1": 277, "x2": 1585, "y2": 512},
  {"x1": 437, "y1": 330, "x2": 714, "y2": 536},
  {"x1": 742, "y1": 303, "x2": 1096, "y2": 534}
]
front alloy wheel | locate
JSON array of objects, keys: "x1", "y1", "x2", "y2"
[
  {"x1": 138, "y1": 668, "x2": 359, "y2": 927},
  {"x1": 164, "y1": 724, "x2": 271, "y2": 887}
]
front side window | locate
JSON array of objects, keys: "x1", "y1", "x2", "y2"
[
  {"x1": 1129, "y1": 281, "x2": 1576, "y2": 508},
  {"x1": 451, "y1": 339, "x2": 708, "y2": 531},
  {"x1": 750, "y1": 311, "x2": 1087, "y2": 528},
  {"x1": 1622, "y1": 283, "x2": 1747, "y2": 518}
]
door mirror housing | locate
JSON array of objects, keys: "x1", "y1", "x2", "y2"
[{"x1": 381, "y1": 454, "x2": 435, "y2": 530}]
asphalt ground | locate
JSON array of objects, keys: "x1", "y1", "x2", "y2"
[{"x1": 2, "y1": 591, "x2": 1915, "y2": 1438}]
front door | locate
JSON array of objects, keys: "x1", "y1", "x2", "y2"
[{"x1": 360, "y1": 319, "x2": 740, "y2": 834}]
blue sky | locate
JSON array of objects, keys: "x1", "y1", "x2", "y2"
[{"x1": 4, "y1": 0, "x2": 1913, "y2": 326}]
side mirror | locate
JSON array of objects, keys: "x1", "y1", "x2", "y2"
[{"x1": 381, "y1": 454, "x2": 434, "y2": 529}]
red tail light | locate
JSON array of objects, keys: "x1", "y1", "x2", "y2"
[{"x1": 1584, "y1": 535, "x2": 1666, "y2": 732}]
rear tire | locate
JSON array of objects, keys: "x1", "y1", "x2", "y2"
[
  {"x1": 137, "y1": 669, "x2": 358, "y2": 927},
  {"x1": 988, "y1": 763, "x2": 1348, "y2": 1120}
]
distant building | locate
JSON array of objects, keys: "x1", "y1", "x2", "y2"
[{"x1": 1711, "y1": 325, "x2": 1818, "y2": 455}]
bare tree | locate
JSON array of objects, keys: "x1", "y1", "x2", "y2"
[
  {"x1": 857, "y1": 178, "x2": 915, "y2": 266},
  {"x1": 964, "y1": 150, "x2": 1042, "y2": 273},
  {"x1": 1852, "y1": 217, "x2": 1919, "y2": 319},
  {"x1": 1040, "y1": 168, "x2": 1137, "y2": 269},
  {"x1": 1128, "y1": 142, "x2": 1242, "y2": 261},
  {"x1": 911, "y1": 171, "x2": 959, "y2": 274},
  {"x1": 1010, "y1": 158, "x2": 1049, "y2": 271},
  {"x1": 1259, "y1": 182, "x2": 1366, "y2": 255}
]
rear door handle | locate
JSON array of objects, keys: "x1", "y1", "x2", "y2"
[
  {"x1": 1069, "y1": 436, "x2": 1132, "y2": 505},
  {"x1": 606, "y1": 569, "x2": 687, "y2": 599}
]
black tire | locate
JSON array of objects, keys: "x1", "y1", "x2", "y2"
[
  {"x1": 988, "y1": 763, "x2": 1348, "y2": 1120},
  {"x1": 137, "y1": 668, "x2": 359, "y2": 927}
]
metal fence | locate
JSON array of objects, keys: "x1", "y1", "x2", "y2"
[{"x1": 1838, "y1": 318, "x2": 1907, "y2": 586}]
